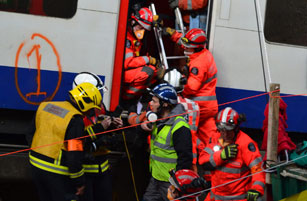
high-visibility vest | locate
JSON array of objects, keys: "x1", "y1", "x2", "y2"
[
  {"x1": 150, "y1": 116, "x2": 190, "y2": 182},
  {"x1": 30, "y1": 101, "x2": 84, "y2": 178},
  {"x1": 31, "y1": 101, "x2": 81, "y2": 159}
]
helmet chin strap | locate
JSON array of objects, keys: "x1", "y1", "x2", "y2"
[{"x1": 156, "y1": 99, "x2": 168, "y2": 118}]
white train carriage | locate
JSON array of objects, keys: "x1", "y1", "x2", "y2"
[
  {"x1": 0, "y1": 0, "x2": 306, "y2": 134},
  {"x1": 208, "y1": 0, "x2": 307, "y2": 133}
]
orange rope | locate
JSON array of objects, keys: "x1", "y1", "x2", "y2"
[{"x1": 2, "y1": 88, "x2": 306, "y2": 158}]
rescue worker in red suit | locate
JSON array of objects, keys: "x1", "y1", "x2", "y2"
[
  {"x1": 198, "y1": 107, "x2": 265, "y2": 201},
  {"x1": 122, "y1": 7, "x2": 163, "y2": 106},
  {"x1": 72, "y1": 72, "x2": 123, "y2": 201},
  {"x1": 168, "y1": 0, "x2": 208, "y2": 30},
  {"x1": 163, "y1": 27, "x2": 219, "y2": 146}
]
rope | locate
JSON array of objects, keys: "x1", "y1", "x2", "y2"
[
  {"x1": 172, "y1": 153, "x2": 307, "y2": 200},
  {"x1": 0, "y1": 88, "x2": 305, "y2": 201},
  {"x1": 121, "y1": 128, "x2": 140, "y2": 201},
  {"x1": 0, "y1": 88, "x2": 282, "y2": 158}
]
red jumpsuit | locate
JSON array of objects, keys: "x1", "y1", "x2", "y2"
[
  {"x1": 177, "y1": 0, "x2": 208, "y2": 25},
  {"x1": 122, "y1": 28, "x2": 157, "y2": 101},
  {"x1": 171, "y1": 32, "x2": 219, "y2": 146},
  {"x1": 199, "y1": 131, "x2": 265, "y2": 201}
]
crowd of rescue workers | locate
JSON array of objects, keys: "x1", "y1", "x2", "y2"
[{"x1": 27, "y1": 1, "x2": 267, "y2": 201}]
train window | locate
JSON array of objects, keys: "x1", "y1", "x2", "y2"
[
  {"x1": 264, "y1": 0, "x2": 307, "y2": 47},
  {"x1": 0, "y1": 0, "x2": 77, "y2": 18}
]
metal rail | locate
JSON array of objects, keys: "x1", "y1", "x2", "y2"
[
  {"x1": 149, "y1": 3, "x2": 169, "y2": 70},
  {"x1": 175, "y1": 7, "x2": 185, "y2": 34}
]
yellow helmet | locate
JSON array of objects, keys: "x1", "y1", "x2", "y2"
[{"x1": 69, "y1": 82, "x2": 102, "y2": 112}]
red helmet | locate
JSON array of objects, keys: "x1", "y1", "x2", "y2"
[
  {"x1": 180, "y1": 28, "x2": 207, "y2": 49},
  {"x1": 216, "y1": 107, "x2": 240, "y2": 131},
  {"x1": 131, "y1": 7, "x2": 153, "y2": 31},
  {"x1": 169, "y1": 169, "x2": 202, "y2": 199}
]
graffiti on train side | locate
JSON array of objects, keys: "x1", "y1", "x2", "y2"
[{"x1": 15, "y1": 33, "x2": 62, "y2": 105}]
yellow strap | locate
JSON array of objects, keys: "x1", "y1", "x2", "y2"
[{"x1": 86, "y1": 126, "x2": 97, "y2": 140}]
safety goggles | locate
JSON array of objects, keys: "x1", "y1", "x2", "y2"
[
  {"x1": 216, "y1": 122, "x2": 235, "y2": 131},
  {"x1": 180, "y1": 37, "x2": 204, "y2": 48}
]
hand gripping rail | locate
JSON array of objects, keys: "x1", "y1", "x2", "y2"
[{"x1": 149, "y1": 3, "x2": 188, "y2": 70}]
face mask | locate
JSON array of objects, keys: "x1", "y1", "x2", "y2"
[
  {"x1": 134, "y1": 29, "x2": 145, "y2": 40},
  {"x1": 184, "y1": 50, "x2": 194, "y2": 56}
]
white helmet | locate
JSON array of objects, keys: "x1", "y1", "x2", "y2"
[
  {"x1": 164, "y1": 69, "x2": 183, "y2": 92},
  {"x1": 73, "y1": 72, "x2": 108, "y2": 92}
]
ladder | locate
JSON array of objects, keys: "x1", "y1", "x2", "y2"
[{"x1": 149, "y1": 3, "x2": 188, "y2": 71}]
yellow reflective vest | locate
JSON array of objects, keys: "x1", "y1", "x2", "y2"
[
  {"x1": 150, "y1": 116, "x2": 190, "y2": 182},
  {"x1": 30, "y1": 101, "x2": 83, "y2": 177}
]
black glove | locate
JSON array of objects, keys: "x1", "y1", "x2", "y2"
[
  {"x1": 221, "y1": 144, "x2": 238, "y2": 160},
  {"x1": 190, "y1": 177, "x2": 208, "y2": 188},
  {"x1": 168, "y1": 0, "x2": 179, "y2": 9},
  {"x1": 179, "y1": 77, "x2": 187, "y2": 85},
  {"x1": 181, "y1": 177, "x2": 208, "y2": 191},
  {"x1": 247, "y1": 189, "x2": 261, "y2": 201}
]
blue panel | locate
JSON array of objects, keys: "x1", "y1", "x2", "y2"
[
  {"x1": 0, "y1": 65, "x2": 105, "y2": 111},
  {"x1": 216, "y1": 87, "x2": 307, "y2": 133}
]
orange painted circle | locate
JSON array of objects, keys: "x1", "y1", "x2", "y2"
[{"x1": 15, "y1": 33, "x2": 62, "y2": 105}]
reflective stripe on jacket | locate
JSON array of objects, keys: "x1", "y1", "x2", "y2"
[
  {"x1": 171, "y1": 31, "x2": 218, "y2": 115},
  {"x1": 178, "y1": 96, "x2": 200, "y2": 164},
  {"x1": 200, "y1": 131, "x2": 265, "y2": 199},
  {"x1": 29, "y1": 152, "x2": 84, "y2": 179},
  {"x1": 83, "y1": 160, "x2": 109, "y2": 174},
  {"x1": 83, "y1": 109, "x2": 110, "y2": 174},
  {"x1": 150, "y1": 115, "x2": 190, "y2": 182}
]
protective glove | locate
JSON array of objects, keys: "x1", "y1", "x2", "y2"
[
  {"x1": 221, "y1": 144, "x2": 238, "y2": 160},
  {"x1": 149, "y1": 56, "x2": 157, "y2": 66},
  {"x1": 181, "y1": 177, "x2": 208, "y2": 191},
  {"x1": 162, "y1": 27, "x2": 176, "y2": 36},
  {"x1": 247, "y1": 189, "x2": 261, "y2": 201},
  {"x1": 168, "y1": 0, "x2": 179, "y2": 9},
  {"x1": 153, "y1": 15, "x2": 163, "y2": 28},
  {"x1": 190, "y1": 177, "x2": 208, "y2": 189},
  {"x1": 179, "y1": 76, "x2": 187, "y2": 85}
]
